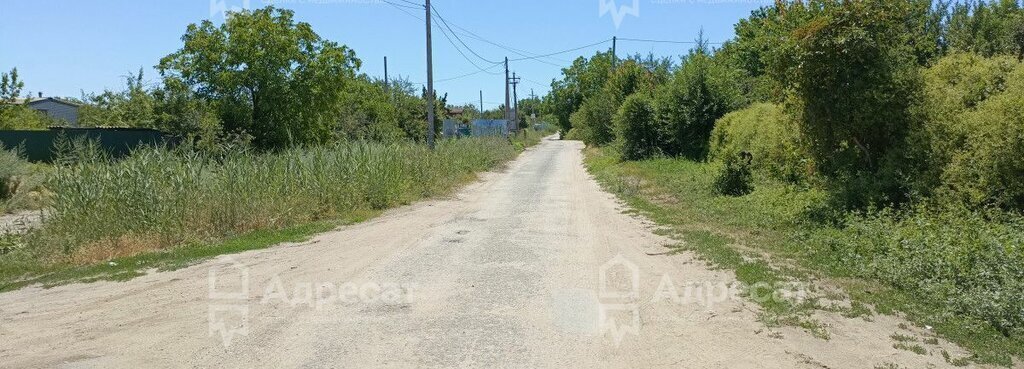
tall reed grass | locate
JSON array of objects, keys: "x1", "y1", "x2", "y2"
[{"x1": 27, "y1": 137, "x2": 517, "y2": 262}]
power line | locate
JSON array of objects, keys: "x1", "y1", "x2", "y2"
[
  {"x1": 391, "y1": 0, "x2": 422, "y2": 7},
  {"x1": 430, "y1": 4, "x2": 501, "y2": 64},
  {"x1": 382, "y1": 0, "x2": 423, "y2": 20},
  {"x1": 618, "y1": 37, "x2": 725, "y2": 45},
  {"x1": 423, "y1": 62, "x2": 503, "y2": 85},
  {"x1": 521, "y1": 76, "x2": 549, "y2": 88},
  {"x1": 430, "y1": 13, "x2": 503, "y2": 75},
  {"x1": 380, "y1": 0, "x2": 421, "y2": 11},
  {"x1": 509, "y1": 39, "x2": 612, "y2": 62},
  {"x1": 435, "y1": 17, "x2": 569, "y2": 67}
]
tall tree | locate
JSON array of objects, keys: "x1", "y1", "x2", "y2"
[
  {"x1": 158, "y1": 6, "x2": 360, "y2": 149},
  {"x1": 0, "y1": 68, "x2": 24, "y2": 103}
]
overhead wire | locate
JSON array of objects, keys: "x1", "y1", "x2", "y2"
[
  {"x1": 618, "y1": 37, "x2": 724, "y2": 45},
  {"x1": 509, "y1": 39, "x2": 612, "y2": 62},
  {"x1": 430, "y1": 12, "x2": 504, "y2": 75},
  {"x1": 380, "y1": 2, "x2": 725, "y2": 96},
  {"x1": 430, "y1": 4, "x2": 502, "y2": 65},
  {"x1": 380, "y1": 0, "x2": 421, "y2": 11},
  {"x1": 433, "y1": 16, "x2": 569, "y2": 67}
]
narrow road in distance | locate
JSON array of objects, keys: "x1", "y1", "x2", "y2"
[{"x1": 0, "y1": 137, "x2": 969, "y2": 368}]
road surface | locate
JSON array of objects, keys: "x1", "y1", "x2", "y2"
[{"x1": 0, "y1": 137, "x2": 976, "y2": 368}]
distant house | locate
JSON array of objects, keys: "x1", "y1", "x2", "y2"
[
  {"x1": 8, "y1": 93, "x2": 81, "y2": 127},
  {"x1": 447, "y1": 107, "x2": 465, "y2": 118}
]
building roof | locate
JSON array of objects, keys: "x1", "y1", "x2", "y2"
[{"x1": 6, "y1": 97, "x2": 82, "y2": 107}]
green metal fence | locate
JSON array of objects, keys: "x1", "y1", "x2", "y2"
[{"x1": 0, "y1": 128, "x2": 173, "y2": 162}]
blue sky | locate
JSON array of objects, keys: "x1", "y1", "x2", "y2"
[{"x1": 0, "y1": 0, "x2": 770, "y2": 110}]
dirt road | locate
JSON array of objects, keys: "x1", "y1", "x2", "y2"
[{"x1": 0, "y1": 137, "x2": 977, "y2": 368}]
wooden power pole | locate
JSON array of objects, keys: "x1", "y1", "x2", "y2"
[
  {"x1": 425, "y1": 0, "x2": 435, "y2": 149},
  {"x1": 504, "y1": 57, "x2": 510, "y2": 123},
  {"x1": 511, "y1": 72, "x2": 520, "y2": 131},
  {"x1": 611, "y1": 36, "x2": 617, "y2": 70}
]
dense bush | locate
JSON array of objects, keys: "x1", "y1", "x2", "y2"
[
  {"x1": 940, "y1": 66, "x2": 1024, "y2": 211},
  {"x1": 913, "y1": 53, "x2": 1024, "y2": 212},
  {"x1": 614, "y1": 93, "x2": 661, "y2": 160},
  {"x1": 569, "y1": 60, "x2": 659, "y2": 147},
  {"x1": 923, "y1": 53, "x2": 1018, "y2": 114},
  {"x1": 708, "y1": 103, "x2": 807, "y2": 183},
  {"x1": 806, "y1": 207, "x2": 1024, "y2": 338},
  {"x1": 0, "y1": 105, "x2": 53, "y2": 130},
  {"x1": 29, "y1": 138, "x2": 517, "y2": 261},
  {"x1": 0, "y1": 148, "x2": 46, "y2": 214},
  {"x1": 0, "y1": 148, "x2": 28, "y2": 202},
  {"x1": 568, "y1": 93, "x2": 617, "y2": 146},
  {"x1": 782, "y1": 1, "x2": 927, "y2": 208},
  {"x1": 713, "y1": 152, "x2": 754, "y2": 197},
  {"x1": 654, "y1": 45, "x2": 743, "y2": 159},
  {"x1": 546, "y1": 51, "x2": 615, "y2": 136}
]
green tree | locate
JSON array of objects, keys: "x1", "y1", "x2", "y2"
[
  {"x1": 78, "y1": 68, "x2": 156, "y2": 128},
  {"x1": 570, "y1": 59, "x2": 659, "y2": 146},
  {"x1": 0, "y1": 68, "x2": 51, "y2": 130},
  {"x1": 783, "y1": 0, "x2": 926, "y2": 207},
  {"x1": 947, "y1": 0, "x2": 1024, "y2": 59},
  {"x1": 158, "y1": 6, "x2": 360, "y2": 149},
  {"x1": 614, "y1": 93, "x2": 662, "y2": 160},
  {"x1": 0, "y1": 68, "x2": 25, "y2": 103},
  {"x1": 546, "y1": 51, "x2": 614, "y2": 136},
  {"x1": 655, "y1": 41, "x2": 743, "y2": 159},
  {"x1": 152, "y1": 77, "x2": 222, "y2": 147}
]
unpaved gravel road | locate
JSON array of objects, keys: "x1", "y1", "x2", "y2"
[{"x1": 0, "y1": 137, "x2": 983, "y2": 368}]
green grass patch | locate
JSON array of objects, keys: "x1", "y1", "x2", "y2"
[
  {"x1": 894, "y1": 342, "x2": 929, "y2": 355},
  {"x1": 0, "y1": 215, "x2": 362, "y2": 292}
]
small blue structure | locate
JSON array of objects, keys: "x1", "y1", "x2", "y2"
[
  {"x1": 471, "y1": 119, "x2": 510, "y2": 137},
  {"x1": 442, "y1": 119, "x2": 460, "y2": 138}
]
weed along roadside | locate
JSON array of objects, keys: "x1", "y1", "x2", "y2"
[
  {"x1": 583, "y1": 146, "x2": 1024, "y2": 367},
  {"x1": 0, "y1": 134, "x2": 550, "y2": 292}
]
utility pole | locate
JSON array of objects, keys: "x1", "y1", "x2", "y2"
[
  {"x1": 510, "y1": 72, "x2": 521, "y2": 133},
  {"x1": 383, "y1": 56, "x2": 389, "y2": 92},
  {"x1": 425, "y1": 0, "x2": 435, "y2": 149},
  {"x1": 479, "y1": 90, "x2": 483, "y2": 118},
  {"x1": 612, "y1": 36, "x2": 617, "y2": 70},
  {"x1": 504, "y1": 57, "x2": 510, "y2": 124},
  {"x1": 530, "y1": 89, "x2": 537, "y2": 124}
]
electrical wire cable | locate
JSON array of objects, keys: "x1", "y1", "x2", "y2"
[
  {"x1": 618, "y1": 37, "x2": 724, "y2": 45},
  {"x1": 382, "y1": 0, "x2": 423, "y2": 20},
  {"x1": 380, "y1": 0, "x2": 421, "y2": 11},
  {"x1": 430, "y1": 13, "x2": 504, "y2": 75},
  {"x1": 509, "y1": 39, "x2": 612, "y2": 62},
  {"x1": 431, "y1": 15, "x2": 569, "y2": 67},
  {"x1": 430, "y1": 4, "x2": 502, "y2": 64}
]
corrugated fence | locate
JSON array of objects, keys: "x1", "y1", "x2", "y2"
[{"x1": 0, "y1": 128, "x2": 173, "y2": 162}]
